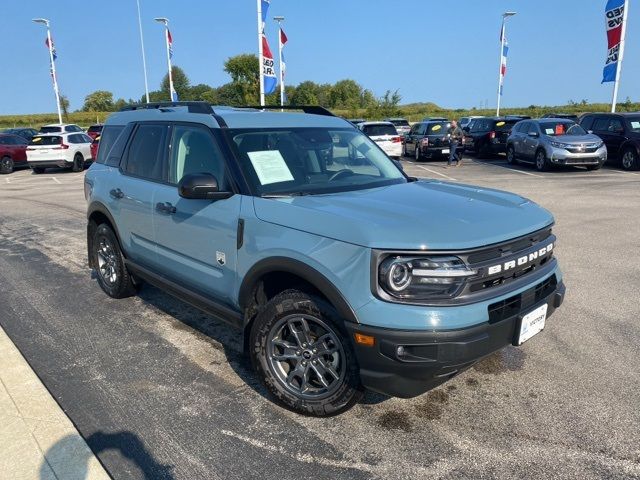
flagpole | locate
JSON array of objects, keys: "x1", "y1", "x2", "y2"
[
  {"x1": 155, "y1": 18, "x2": 174, "y2": 102},
  {"x1": 611, "y1": 0, "x2": 629, "y2": 113},
  {"x1": 496, "y1": 18, "x2": 505, "y2": 117},
  {"x1": 136, "y1": 0, "x2": 150, "y2": 103},
  {"x1": 257, "y1": 0, "x2": 265, "y2": 107},
  {"x1": 274, "y1": 17, "x2": 285, "y2": 108},
  {"x1": 46, "y1": 25, "x2": 63, "y2": 124}
]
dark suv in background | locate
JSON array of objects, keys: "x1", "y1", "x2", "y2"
[
  {"x1": 463, "y1": 117, "x2": 518, "y2": 157},
  {"x1": 579, "y1": 113, "x2": 640, "y2": 170},
  {"x1": 403, "y1": 121, "x2": 453, "y2": 160}
]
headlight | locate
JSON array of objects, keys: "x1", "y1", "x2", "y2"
[
  {"x1": 596, "y1": 141, "x2": 604, "y2": 149},
  {"x1": 378, "y1": 255, "x2": 477, "y2": 301},
  {"x1": 550, "y1": 141, "x2": 571, "y2": 149}
]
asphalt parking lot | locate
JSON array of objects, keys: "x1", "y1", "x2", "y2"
[{"x1": 1, "y1": 157, "x2": 639, "y2": 479}]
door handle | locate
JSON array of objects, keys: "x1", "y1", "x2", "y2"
[
  {"x1": 109, "y1": 188, "x2": 124, "y2": 199},
  {"x1": 156, "y1": 202, "x2": 177, "y2": 214}
]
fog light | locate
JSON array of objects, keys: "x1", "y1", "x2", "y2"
[{"x1": 396, "y1": 346, "x2": 406, "y2": 357}]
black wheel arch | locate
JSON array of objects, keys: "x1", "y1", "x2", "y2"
[
  {"x1": 239, "y1": 257, "x2": 359, "y2": 328},
  {"x1": 87, "y1": 202, "x2": 125, "y2": 269}
]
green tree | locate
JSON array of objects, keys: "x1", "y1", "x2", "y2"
[
  {"x1": 160, "y1": 65, "x2": 191, "y2": 100},
  {"x1": 59, "y1": 95, "x2": 70, "y2": 120},
  {"x1": 113, "y1": 98, "x2": 128, "y2": 111},
  {"x1": 290, "y1": 81, "x2": 319, "y2": 105},
  {"x1": 329, "y1": 79, "x2": 363, "y2": 109},
  {"x1": 82, "y1": 90, "x2": 114, "y2": 112},
  {"x1": 224, "y1": 54, "x2": 260, "y2": 105}
]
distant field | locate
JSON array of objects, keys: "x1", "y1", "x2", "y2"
[{"x1": 1, "y1": 102, "x2": 637, "y2": 129}]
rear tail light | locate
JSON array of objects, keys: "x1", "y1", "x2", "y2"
[
  {"x1": 420, "y1": 138, "x2": 429, "y2": 147},
  {"x1": 392, "y1": 136, "x2": 402, "y2": 143},
  {"x1": 489, "y1": 131, "x2": 496, "y2": 140},
  {"x1": 53, "y1": 143, "x2": 69, "y2": 150}
]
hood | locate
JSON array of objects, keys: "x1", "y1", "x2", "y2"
[
  {"x1": 546, "y1": 134, "x2": 602, "y2": 144},
  {"x1": 253, "y1": 181, "x2": 554, "y2": 250}
]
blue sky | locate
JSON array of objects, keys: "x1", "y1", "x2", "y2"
[{"x1": 1, "y1": 0, "x2": 637, "y2": 114}]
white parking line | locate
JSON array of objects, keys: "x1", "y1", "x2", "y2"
[
  {"x1": 471, "y1": 160, "x2": 544, "y2": 178},
  {"x1": 415, "y1": 165, "x2": 457, "y2": 181},
  {"x1": 52, "y1": 177, "x2": 61, "y2": 184},
  {"x1": 4, "y1": 177, "x2": 9, "y2": 184}
]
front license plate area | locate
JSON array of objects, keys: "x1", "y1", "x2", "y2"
[
  {"x1": 441, "y1": 148, "x2": 450, "y2": 154},
  {"x1": 516, "y1": 304, "x2": 547, "y2": 346}
]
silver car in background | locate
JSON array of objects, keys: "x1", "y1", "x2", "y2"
[
  {"x1": 506, "y1": 118, "x2": 607, "y2": 171},
  {"x1": 384, "y1": 118, "x2": 411, "y2": 136}
]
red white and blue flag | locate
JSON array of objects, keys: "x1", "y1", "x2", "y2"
[
  {"x1": 602, "y1": 0, "x2": 625, "y2": 83},
  {"x1": 167, "y1": 29, "x2": 174, "y2": 59},
  {"x1": 499, "y1": 24, "x2": 509, "y2": 96},
  {"x1": 45, "y1": 37, "x2": 57, "y2": 61},
  {"x1": 260, "y1": 0, "x2": 277, "y2": 95},
  {"x1": 280, "y1": 28, "x2": 288, "y2": 85}
]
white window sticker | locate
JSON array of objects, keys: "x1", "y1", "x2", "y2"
[
  {"x1": 247, "y1": 150, "x2": 295, "y2": 185},
  {"x1": 545, "y1": 128, "x2": 555, "y2": 135},
  {"x1": 631, "y1": 121, "x2": 640, "y2": 129}
]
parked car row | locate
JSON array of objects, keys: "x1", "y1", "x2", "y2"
[{"x1": 0, "y1": 123, "x2": 103, "y2": 174}]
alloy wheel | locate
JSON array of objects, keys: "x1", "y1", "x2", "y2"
[
  {"x1": 622, "y1": 150, "x2": 636, "y2": 170},
  {"x1": 96, "y1": 237, "x2": 118, "y2": 285},
  {"x1": 266, "y1": 314, "x2": 345, "y2": 400}
]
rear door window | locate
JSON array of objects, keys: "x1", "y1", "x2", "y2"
[{"x1": 124, "y1": 124, "x2": 168, "y2": 182}]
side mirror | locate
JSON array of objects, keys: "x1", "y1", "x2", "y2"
[
  {"x1": 588, "y1": 130, "x2": 594, "y2": 134},
  {"x1": 528, "y1": 131, "x2": 539, "y2": 138},
  {"x1": 178, "y1": 173, "x2": 232, "y2": 200}
]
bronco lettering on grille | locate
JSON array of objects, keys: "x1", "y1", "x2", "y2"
[{"x1": 487, "y1": 243, "x2": 554, "y2": 275}]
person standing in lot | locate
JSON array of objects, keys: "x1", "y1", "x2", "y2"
[{"x1": 447, "y1": 120, "x2": 464, "y2": 167}]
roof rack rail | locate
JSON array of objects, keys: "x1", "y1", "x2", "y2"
[
  {"x1": 119, "y1": 101, "x2": 214, "y2": 114},
  {"x1": 237, "y1": 105, "x2": 336, "y2": 117}
]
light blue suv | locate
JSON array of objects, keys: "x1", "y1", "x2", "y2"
[{"x1": 85, "y1": 102, "x2": 565, "y2": 416}]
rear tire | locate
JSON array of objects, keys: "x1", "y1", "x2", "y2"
[
  {"x1": 414, "y1": 144, "x2": 422, "y2": 161},
  {"x1": 90, "y1": 223, "x2": 138, "y2": 299},
  {"x1": 621, "y1": 148, "x2": 639, "y2": 171},
  {"x1": 250, "y1": 290, "x2": 363, "y2": 416},
  {"x1": 0, "y1": 156, "x2": 13, "y2": 174},
  {"x1": 72, "y1": 153, "x2": 84, "y2": 172},
  {"x1": 535, "y1": 149, "x2": 549, "y2": 172}
]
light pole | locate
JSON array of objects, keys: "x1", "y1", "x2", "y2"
[
  {"x1": 274, "y1": 16, "x2": 285, "y2": 108},
  {"x1": 136, "y1": 0, "x2": 150, "y2": 103},
  {"x1": 496, "y1": 11, "x2": 516, "y2": 117},
  {"x1": 33, "y1": 18, "x2": 62, "y2": 124},
  {"x1": 154, "y1": 17, "x2": 176, "y2": 101}
]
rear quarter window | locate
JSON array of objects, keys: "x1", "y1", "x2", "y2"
[{"x1": 95, "y1": 125, "x2": 126, "y2": 165}]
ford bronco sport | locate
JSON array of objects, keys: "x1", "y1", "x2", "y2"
[{"x1": 85, "y1": 102, "x2": 565, "y2": 416}]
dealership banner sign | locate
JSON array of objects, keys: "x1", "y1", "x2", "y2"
[{"x1": 602, "y1": 0, "x2": 626, "y2": 83}]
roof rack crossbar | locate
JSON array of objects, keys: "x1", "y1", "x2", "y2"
[
  {"x1": 237, "y1": 105, "x2": 336, "y2": 117},
  {"x1": 119, "y1": 101, "x2": 215, "y2": 114}
]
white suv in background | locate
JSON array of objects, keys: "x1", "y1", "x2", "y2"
[
  {"x1": 357, "y1": 121, "x2": 403, "y2": 158},
  {"x1": 27, "y1": 132, "x2": 93, "y2": 173},
  {"x1": 39, "y1": 123, "x2": 85, "y2": 134}
]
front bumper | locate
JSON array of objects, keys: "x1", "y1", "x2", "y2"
[
  {"x1": 548, "y1": 146, "x2": 607, "y2": 166},
  {"x1": 346, "y1": 277, "x2": 565, "y2": 398}
]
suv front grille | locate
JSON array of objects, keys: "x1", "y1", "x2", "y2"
[{"x1": 488, "y1": 275, "x2": 557, "y2": 324}]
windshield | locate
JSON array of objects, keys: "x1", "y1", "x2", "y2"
[
  {"x1": 626, "y1": 117, "x2": 640, "y2": 132},
  {"x1": 227, "y1": 127, "x2": 406, "y2": 196},
  {"x1": 362, "y1": 124, "x2": 398, "y2": 136},
  {"x1": 539, "y1": 122, "x2": 586, "y2": 136},
  {"x1": 39, "y1": 126, "x2": 62, "y2": 133},
  {"x1": 30, "y1": 135, "x2": 61, "y2": 146}
]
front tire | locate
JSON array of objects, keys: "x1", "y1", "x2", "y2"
[
  {"x1": 621, "y1": 148, "x2": 639, "y2": 171},
  {"x1": 506, "y1": 145, "x2": 517, "y2": 165},
  {"x1": 72, "y1": 153, "x2": 84, "y2": 172},
  {"x1": 90, "y1": 223, "x2": 138, "y2": 299},
  {"x1": 535, "y1": 149, "x2": 549, "y2": 172},
  {"x1": 0, "y1": 156, "x2": 13, "y2": 174},
  {"x1": 250, "y1": 290, "x2": 363, "y2": 416}
]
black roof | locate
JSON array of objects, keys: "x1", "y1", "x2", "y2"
[{"x1": 581, "y1": 112, "x2": 640, "y2": 117}]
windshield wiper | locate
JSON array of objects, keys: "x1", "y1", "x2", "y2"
[{"x1": 261, "y1": 191, "x2": 313, "y2": 198}]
